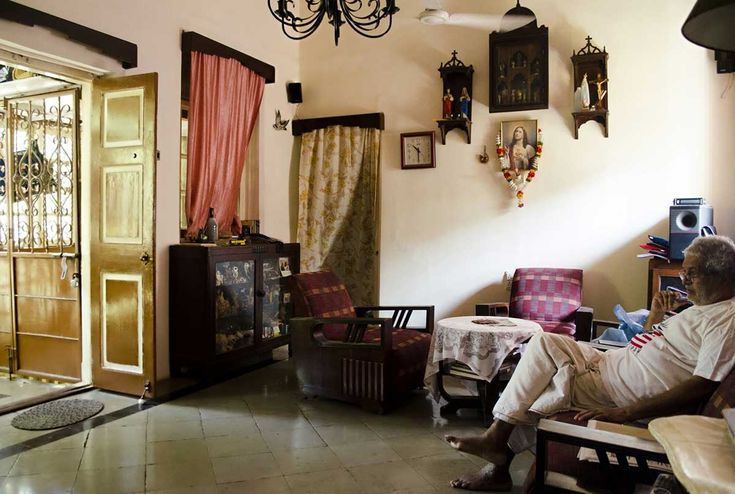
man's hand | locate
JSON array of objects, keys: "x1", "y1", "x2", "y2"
[
  {"x1": 644, "y1": 290, "x2": 687, "y2": 330},
  {"x1": 574, "y1": 406, "x2": 631, "y2": 423}
]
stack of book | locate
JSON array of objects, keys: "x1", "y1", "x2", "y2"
[{"x1": 637, "y1": 235, "x2": 670, "y2": 261}]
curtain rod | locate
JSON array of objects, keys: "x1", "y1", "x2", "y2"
[{"x1": 291, "y1": 113, "x2": 385, "y2": 136}]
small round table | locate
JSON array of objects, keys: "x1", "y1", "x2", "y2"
[{"x1": 424, "y1": 316, "x2": 542, "y2": 419}]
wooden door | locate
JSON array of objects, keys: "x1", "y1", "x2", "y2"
[
  {"x1": 0, "y1": 91, "x2": 82, "y2": 381},
  {"x1": 90, "y1": 74, "x2": 157, "y2": 396}
]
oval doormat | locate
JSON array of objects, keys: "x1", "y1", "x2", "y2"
[{"x1": 11, "y1": 399, "x2": 104, "y2": 430}]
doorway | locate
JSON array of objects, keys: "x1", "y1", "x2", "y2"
[{"x1": 0, "y1": 64, "x2": 87, "y2": 409}]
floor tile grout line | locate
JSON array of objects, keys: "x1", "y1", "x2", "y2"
[{"x1": 0, "y1": 356, "x2": 283, "y2": 462}]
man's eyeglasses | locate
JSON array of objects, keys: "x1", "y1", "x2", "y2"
[{"x1": 679, "y1": 269, "x2": 701, "y2": 281}]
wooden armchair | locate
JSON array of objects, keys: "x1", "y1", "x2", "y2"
[
  {"x1": 528, "y1": 365, "x2": 735, "y2": 493},
  {"x1": 476, "y1": 267, "x2": 594, "y2": 341},
  {"x1": 289, "y1": 271, "x2": 434, "y2": 413}
]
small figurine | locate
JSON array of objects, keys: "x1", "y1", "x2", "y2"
[
  {"x1": 442, "y1": 88, "x2": 454, "y2": 119},
  {"x1": 594, "y1": 72, "x2": 608, "y2": 110},
  {"x1": 459, "y1": 87, "x2": 471, "y2": 119},
  {"x1": 579, "y1": 73, "x2": 591, "y2": 110}
]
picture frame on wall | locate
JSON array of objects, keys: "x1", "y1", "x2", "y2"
[
  {"x1": 500, "y1": 119, "x2": 538, "y2": 176},
  {"x1": 400, "y1": 131, "x2": 436, "y2": 169}
]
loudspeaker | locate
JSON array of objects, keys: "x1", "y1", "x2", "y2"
[
  {"x1": 286, "y1": 82, "x2": 303, "y2": 103},
  {"x1": 669, "y1": 203, "x2": 714, "y2": 260},
  {"x1": 715, "y1": 50, "x2": 735, "y2": 74}
]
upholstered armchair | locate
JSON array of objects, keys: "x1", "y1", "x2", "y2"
[
  {"x1": 476, "y1": 268, "x2": 593, "y2": 341},
  {"x1": 288, "y1": 271, "x2": 434, "y2": 413}
]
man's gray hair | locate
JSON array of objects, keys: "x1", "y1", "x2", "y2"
[{"x1": 683, "y1": 235, "x2": 735, "y2": 286}]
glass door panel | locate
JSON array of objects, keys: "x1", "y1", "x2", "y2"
[
  {"x1": 214, "y1": 260, "x2": 255, "y2": 354},
  {"x1": 261, "y1": 257, "x2": 290, "y2": 340}
]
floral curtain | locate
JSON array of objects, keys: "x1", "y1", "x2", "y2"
[
  {"x1": 185, "y1": 51, "x2": 264, "y2": 237},
  {"x1": 297, "y1": 126, "x2": 380, "y2": 306}
]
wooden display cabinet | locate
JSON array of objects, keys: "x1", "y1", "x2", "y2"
[{"x1": 169, "y1": 242, "x2": 299, "y2": 376}]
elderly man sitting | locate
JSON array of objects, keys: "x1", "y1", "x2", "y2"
[{"x1": 445, "y1": 235, "x2": 735, "y2": 491}]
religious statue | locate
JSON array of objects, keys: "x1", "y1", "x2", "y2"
[
  {"x1": 442, "y1": 88, "x2": 454, "y2": 119},
  {"x1": 594, "y1": 72, "x2": 608, "y2": 110},
  {"x1": 579, "y1": 73, "x2": 591, "y2": 110},
  {"x1": 459, "y1": 87, "x2": 471, "y2": 119}
]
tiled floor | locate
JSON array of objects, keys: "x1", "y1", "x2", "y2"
[
  {"x1": 0, "y1": 354, "x2": 533, "y2": 493},
  {"x1": 0, "y1": 377, "x2": 76, "y2": 409}
]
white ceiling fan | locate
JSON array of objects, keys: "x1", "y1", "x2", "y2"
[{"x1": 417, "y1": 0, "x2": 535, "y2": 32}]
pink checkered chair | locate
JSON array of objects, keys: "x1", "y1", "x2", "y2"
[
  {"x1": 476, "y1": 267, "x2": 593, "y2": 341},
  {"x1": 288, "y1": 271, "x2": 434, "y2": 413}
]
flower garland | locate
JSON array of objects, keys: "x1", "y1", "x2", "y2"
[{"x1": 496, "y1": 129, "x2": 543, "y2": 208}]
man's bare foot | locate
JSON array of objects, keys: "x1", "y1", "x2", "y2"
[
  {"x1": 444, "y1": 434, "x2": 508, "y2": 465},
  {"x1": 450, "y1": 463, "x2": 513, "y2": 491}
]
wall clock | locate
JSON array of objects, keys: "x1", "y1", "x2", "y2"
[{"x1": 400, "y1": 131, "x2": 436, "y2": 169}]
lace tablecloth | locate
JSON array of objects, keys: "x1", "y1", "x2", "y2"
[{"x1": 424, "y1": 316, "x2": 542, "y2": 400}]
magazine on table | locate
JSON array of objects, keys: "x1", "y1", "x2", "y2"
[{"x1": 471, "y1": 318, "x2": 517, "y2": 327}]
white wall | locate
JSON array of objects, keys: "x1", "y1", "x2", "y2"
[
  {"x1": 8, "y1": 0, "x2": 300, "y2": 379},
  {"x1": 4, "y1": 0, "x2": 734, "y2": 380},
  {"x1": 297, "y1": 0, "x2": 735, "y2": 321}
]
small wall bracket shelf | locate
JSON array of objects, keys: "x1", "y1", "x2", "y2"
[
  {"x1": 437, "y1": 51, "x2": 474, "y2": 144},
  {"x1": 571, "y1": 36, "x2": 609, "y2": 139}
]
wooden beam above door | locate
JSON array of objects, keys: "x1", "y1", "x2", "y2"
[{"x1": 0, "y1": 0, "x2": 138, "y2": 69}]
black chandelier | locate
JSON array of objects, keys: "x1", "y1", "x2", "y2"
[{"x1": 268, "y1": 0, "x2": 399, "y2": 46}]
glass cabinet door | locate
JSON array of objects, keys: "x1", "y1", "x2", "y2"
[
  {"x1": 261, "y1": 256, "x2": 292, "y2": 341},
  {"x1": 214, "y1": 260, "x2": 255, "y2": 354}
]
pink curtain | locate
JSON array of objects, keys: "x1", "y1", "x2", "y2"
[{"x1": 185, "y1": 51, "x2": 265, "y2": 237}]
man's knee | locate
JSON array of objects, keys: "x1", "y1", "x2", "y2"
[{"x1": 525, "y1": 331, "x2": 571, "y2": 355}]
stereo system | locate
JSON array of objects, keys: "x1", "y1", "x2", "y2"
[{"x1": 669, "y1": 198, "x2": 714, "y2": 261}]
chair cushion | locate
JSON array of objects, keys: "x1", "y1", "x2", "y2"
[
  {"x1": 290, "y1": 271, "x2": 356, "y2": 339},
  {"x1": 363, "y1": 327, "x2": 432, "y2": 391},
  {"x1": 510, "y1": 268, "x2": 583, "y2": 322},
  {"x1": 533, "y1": 320, "x2": 577, "y2": 336},
  {"x1": 702, "y1": 366, "x2": 735, "y2": 418}
]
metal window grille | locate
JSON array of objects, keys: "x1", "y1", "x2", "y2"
[{"x1": 1, "y1": 89, "x2": 79, "y2": 254}]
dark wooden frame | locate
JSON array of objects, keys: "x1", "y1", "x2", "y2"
[
  {"x1": 436, "y1": 50, "x2": 474, "y2": 144},
  {"x1": 571, "y1": 36, "x2": 610, "y2": 139},
  {"x1": 400, "y1": 131, "x2": 436, "y2": 170},
  {"x1": 181, "y1": 31, "x2": 275, "y2": 100},
  {"x1": 291, "y1": 112, "x2": 385, "y2": 136},
  {"x1": 0, "y1": 0, "x2": 137, "y2": 69},
  {"x1": 488, "y1": 24, "x2": 549, "y2": 113}
]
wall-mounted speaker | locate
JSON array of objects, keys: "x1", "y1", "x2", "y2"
[
  {"x1": 286, "y1": 82, "x2": 303, "y2": 104},
  {"x1": 669, "y1": 201, "x2": 714, "y2": 260},
  {"x1": 715, "y1": 50, "x2": 735, "y2": 74}
]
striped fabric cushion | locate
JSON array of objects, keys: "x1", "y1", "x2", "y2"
[
  {"x1": 509, "y1": 268, "x2": 583, "y2": 324},
  {"x1": 290, "y1": 271, "x2": 355, "y2": 340},
  {"x1": 363, "y1": 327, "x2": 431, "y2": 392},
  {"x1": 534, "y1": 320, "x2": 577, "y2": 336}
]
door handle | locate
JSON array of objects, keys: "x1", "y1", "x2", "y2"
[{"x1": 140, "y1": 252, "x2": 153, "y2": 265}]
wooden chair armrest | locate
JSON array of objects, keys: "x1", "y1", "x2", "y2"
[
  {"x1": 538, "y1": 419, "x2": 666, "y2": 455},
  {"x1": 536, "y1": 418, "x2": 670, "y2": 491},
  {"x1": 355, "y1": 305, "x2": 434, "y2": 333},
  {"x1": 475, "y1": 302, "x2": 510, "y2": 317},
  {"x1": 290, "y1": 316, "x2": 391, "y2": 350}
]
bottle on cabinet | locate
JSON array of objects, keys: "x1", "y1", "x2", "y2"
[{"x1": 204, "y1": 207, "x2": 218, "y2": 242}]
